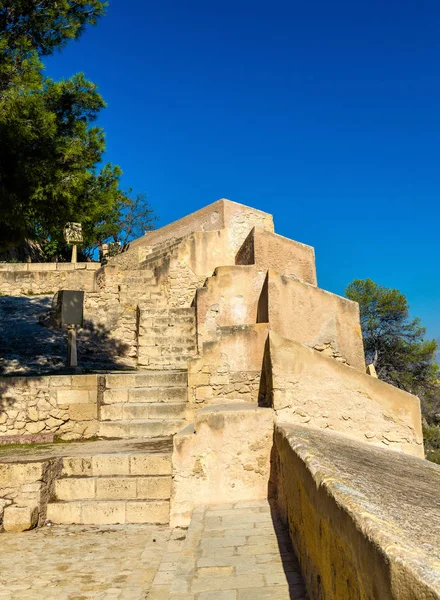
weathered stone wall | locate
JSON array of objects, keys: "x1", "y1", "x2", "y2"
[
  {"x1": 274, "y1": 423, "x2": 440, "y2": 600},
  {"x1": 0, "y1": 375, "x2": 100, "y2": 441},
  {"x1": 265, "y1": 332, "x2": 424, "y2": 457},
  {"x1": 0, "y1": 458, "x2": 61, "y2": 531},
  {"x1": 263, "y1": 271, "x2": 365, "y2": 370},
  {"x1": 0, "y1": 263, "x2": 99, "y2": 296},
  {"x1": 187, "y1": 324, "x2": 269, "y2": 418},
  {"x1": 171, "y1": 404, "x2": 273, "y2": 527},
  {"x1": 195, "y1": 265, "x2": 267, "y2": 345},
  {"x1": 236, "y1": 227, "x2": 317, "y2": 285}
]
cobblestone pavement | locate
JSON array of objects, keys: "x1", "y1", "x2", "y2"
[
  {"x1": 149, "y1": 500, "x2": 309, "y2": 600},
  {"x1": 0, "y1": 524, "x2": 178, "y2": 600}
]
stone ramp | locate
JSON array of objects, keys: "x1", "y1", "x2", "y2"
[{"x1": 149, "y1": 500, "x2": 309, "y2": 600}]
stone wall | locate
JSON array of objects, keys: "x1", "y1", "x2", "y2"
[
  {"x1": 262, "y1": 270, "x2": 365, "y2": 370},
  {"x1": 236, "y1": 227, "x2": 317, "y2": 285},
  {"x1": 187, "y1": 324, "x2": 269, "y2": 418},
  {"x1": 195, "y1": 265, "x2": 267, "y2": 345},
  {"x1": 0, "y1": 374, "x2": 100, "y2": 441},
  {"x1": 171, "y1": 404, "x2": 273, "y2": 527},
  {"x1": 274, "y1": 423, "x2": 440, "y2": 600},
  {"x1": 0, "y1": 263, "x2": 99, "y2": 296},
  {"x1": 264, "y1": 332, "x2": 424, "y2": 457}
]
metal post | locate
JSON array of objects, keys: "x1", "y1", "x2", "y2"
[{"x1": 67, "y1": 326, "x2": 78, "y2": 367}]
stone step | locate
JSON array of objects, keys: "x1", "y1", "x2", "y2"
[
  {"x1": 137, "y1": 345, "x2": 197, "y2": 357},
  {"x1": 61, "y1": 452, "x2": 172, "y2": 478},
  {"x1": 101, "y1": 402, "x2": 187, "y2": 421},
  {"x1": 55, "y1": 475, "x2": 172, "y2": 501},
  {"x1": 141, "y1": 326, "x2": 196, "y2": 337},
  {"x1": 137, "y1": 307, "x2": 194, "y2": 316},
  {"x1": 46, "y1": 499, "x2": 169, "y2": 525},
  {"x1": 137, "y1": 356, "x2": 193, "y2": 369},
  {"x1": 137, "y1": 335, "x2": 197, "y2": 346},
  {"x1": 99, "y1": 419, "x2": 185, "y2": 439},
  {"x1": 105, "y1": 370, "x2": 187, "y2": 389},
  {"x1": 103, "y1": 386, "x2": 187, "y2": 404}
]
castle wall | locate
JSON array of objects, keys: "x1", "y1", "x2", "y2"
[
  {"x1": 0, "y1": 263, "x2": 99, "y2": 296},
  {"x1": 236, "y1": 227, "x2": 317, "y2": 285},
  {"x1": 264, "y1": 271, "x2": 366, "y2": 370},
  {"x1": 266, "y1": 332, "x2": 423, "y2": 457},
  {"x1": 274, "y1": 423, "x2": 440, "y2": 600},
  {"x1": 0, "y1": 374, "x2": 100, "y2": 442}
]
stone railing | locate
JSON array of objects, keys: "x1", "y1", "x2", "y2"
[{"x1": 274, "y1": 423, "x2": 440, "y2": 599}]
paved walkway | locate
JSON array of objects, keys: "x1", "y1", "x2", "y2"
[
  {"x1": 150, "y1": 500, "x2": 308, "y2": 600},
  {"x1": 0, "y1": 524, "x2": 176, "y2": 600}
]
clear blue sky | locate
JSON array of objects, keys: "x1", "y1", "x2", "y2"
[{"x1": 45, "y1": 0, "x2": 440, "y2": 344}]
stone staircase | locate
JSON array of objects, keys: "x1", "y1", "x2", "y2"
[
  {"x1": 98, "y1": 370, "x2": 188, "y2": 439},
  {"x1": 138, "y1": 237, "x2": 183, "y2": 269},
  {"x1": 46, "y1": 445, "x2": 172, "y2": 525},
  {"x1": 137, "y1": 307, "x2": 197, "y2": 369},
  {"x1": 118, "y1": 268, "x2": 162, "y2": 305}
]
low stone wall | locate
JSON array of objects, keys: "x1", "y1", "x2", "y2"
[
  {"x1": 0, "y1": 374, "x2": 100, "y2": 441},
  {"x1": 263, "y1": 332, "x2": 424, "y2": 457},
  {"x1": 274, "y1": 423, "x2": 440, "y2": 600},
  {"x1": 0, "y1": 263, "x2": 100, "y2": 296},
  {"x1": 171, "y1": 404, "x2": 273, "y2": 527}
]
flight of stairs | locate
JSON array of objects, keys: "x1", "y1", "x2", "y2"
[
  {"x1": 98, "y1": 370, "x2": 188, "y2": 439},
  {"x1": 118, "y1": 268, "x2": 163, "y2": 305},
  {"x1": 137, "y1": 307, "x2": 197, "y2": 369},
  {"x1": 46, "y1": 447, "x2": 172, "y2": 525},
  {"x1": 138, "y1": 237, "x2": 183, "y2": 269}
]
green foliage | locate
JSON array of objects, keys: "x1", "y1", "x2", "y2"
[
  {"x1": 423, "y1": 424, "x2": 440, "y2": 464},
  {"x1": 346, "y1": 278, "x2": 440, "y2": 461},
  {"x1": 0, "y1": 0, "x2": 154, "y2": 255}
]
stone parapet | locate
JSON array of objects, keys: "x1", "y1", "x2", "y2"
[{"x1": 274, "y1": 423, "x2": 440, "y2": 599}]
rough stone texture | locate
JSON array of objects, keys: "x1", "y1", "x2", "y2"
[
  {"x1": 262, "y1": 270, "x2": 366, "y2": 371},
  {"x1": 0, "y1": 524, "x2": 171, "y2": 599},
  {"x1": 3, "y1": 505, "x2": 38, "y2": 532},
  {"x1": 262, "y1": 332, "x2": 424, "y2": 457},
  {"x1": 195, "y1": 265, "x2": 267, "y2": 345},
  {"x1": 170, "y1": 404, "x2": 273, "y2": 527},
  {"x1": 187, "y1": 324, "x2": 269, "y2": 413},
  {"x1": 274, "y1": 423, "x2": 440, "y2": 600},
  {"x1": 236, "y1": 227, "x2": 317, "y2": 285},
  {"x1": 0, "y1": 262, "x2": 99, "y2": 296},
  {"x1": 0, "y1": 374, "x2": 100, "y2": 441}
]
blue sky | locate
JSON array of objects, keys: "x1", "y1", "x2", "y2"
[{"x1": 45, "y1": 0, "x2": 440, "y2": 343}]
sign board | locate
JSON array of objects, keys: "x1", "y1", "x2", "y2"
[
  {"x1": 64, "y1": 222, "x2": 83, "y2": 244},
  {"x1": 55, "y1": 290, "x2": 84, "y2": 327}
]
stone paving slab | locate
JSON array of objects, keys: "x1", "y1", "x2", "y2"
[
  {"x1": 0, "y1": 524, "x2": 174, "y2": 600},
  {"x1": 149, "y1": 500, "x2": 309, "y2": 600}
]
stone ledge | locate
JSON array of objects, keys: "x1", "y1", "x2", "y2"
[{"x1": 275, "y1": 423, "x2": 440, "y2": 599}]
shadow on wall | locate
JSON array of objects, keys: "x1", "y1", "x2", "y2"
[{"x1": 0, "y1": 295, "x2": 130, "y2": 376}]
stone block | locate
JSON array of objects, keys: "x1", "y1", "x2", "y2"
[
  {"x1": 61, "y1": 456, "x2": 92, "y2": 477},
  {"x1": 130, "y1": 454, "x2": 172, "y2": 476},
  {"x1": 3, "y1": 505, "x2": 38, "y2": 532},
  {"x1": 96, "y1": 477, "x2": 136, "y2": 500},
  {"x1": 46, "y1": 502, "x2": 82, "y2": 524},
  {"x1": 71, "y1": 375, "x2": 98, "y2": 389},
  {"x1": 56, "y1": 389, "x2": 90, "y2": 405},
  {"x1": 81, "y1": 501, "x2": 125, "y2": 525},
  {"x1": 92, "y1": 455, "x2": 130, "y2": 476},
  {"x1": 125, "y1": 500, "x2": 169, "y2": 524},
  {"x1": 103, "y1": 389, "x2": 129, "y2": 404},
  {"x1": 55, "y1": 477, "x2": 95, "y2": 501},
  {"x1": 137, "y1": 476, "x2": 172, "y2": 499},
  {"x1": 68, "y1": 403, "x2": 98, "y2": 421}
]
